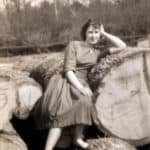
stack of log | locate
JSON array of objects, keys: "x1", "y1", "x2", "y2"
[
  {"x1": 1, "y1": 46, "x2": 150, "y2": 149},
  {"x1": 0, "y1": 73, "x2": 28, "y2": 150}
]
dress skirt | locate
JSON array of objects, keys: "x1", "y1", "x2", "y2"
[{"x1": 33, "y1": 74, "x2": 95, "y2": 130}]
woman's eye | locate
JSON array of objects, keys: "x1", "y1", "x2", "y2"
[{"x1": 88, "y1": 31, "x2": 93, "y2": 34}]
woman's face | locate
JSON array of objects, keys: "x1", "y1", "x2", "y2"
[{"x1": 85, "y1": 25, "x2": 101, "y2": 45}]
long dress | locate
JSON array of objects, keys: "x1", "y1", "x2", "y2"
[{"x1": 34, "y1": 41, "x2": 109, "y2": 129}]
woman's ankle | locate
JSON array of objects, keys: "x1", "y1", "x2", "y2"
[{"x1": 75, "y1": 138, "x2": 89, "y2": 149}]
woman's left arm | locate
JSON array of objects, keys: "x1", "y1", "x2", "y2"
[{"x1": 100, "y1": 25, "x2": 127, "y2": 54}]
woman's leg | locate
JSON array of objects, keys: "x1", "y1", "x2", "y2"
[
  {"x1": 45, "y1": 128, "x2": 62, "y2": 150},
  {"x1": 74, "y1": 125, "x2": 89, "y2": 149}
]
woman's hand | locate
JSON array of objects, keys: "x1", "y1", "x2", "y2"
[
  {"x1": 66, "y1": 71, "x2": 93, "y2": 96},
  {"x1": 100, "y1": 24, "x2": 105, "y2": 35},
  {"x1": 80, "y1": 87, "x2": 93, "y2": 96},
  {"x1": 100, "y1": 24, "x2": 127, "y2": 48}
]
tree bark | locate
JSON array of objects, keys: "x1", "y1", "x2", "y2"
[{"x1": 87, "y1": 138, "x2": 136, "y2": 150}]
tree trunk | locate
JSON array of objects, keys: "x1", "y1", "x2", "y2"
[{"x1": 94, "y1": 50, "x2": 150, "y2": 146}]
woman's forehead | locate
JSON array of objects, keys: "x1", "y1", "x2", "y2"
[{"x1": 87, "y1": 25, "x2": 100, "y2": 31}]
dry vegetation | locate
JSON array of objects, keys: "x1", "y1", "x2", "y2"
[{"x1": 0, "y1": 0, "x2": 150, "y2": 47}]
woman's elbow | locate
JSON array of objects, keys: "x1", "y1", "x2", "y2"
[
  {"x1": 65, "y1": 71, "x2": 69, "y2": 77},
  {"x1": 65, "y1": 71, "x2": 73, "y2": 78},
  {"x1": 119, "y1": 42, "x2": 127, "y2": 49}
]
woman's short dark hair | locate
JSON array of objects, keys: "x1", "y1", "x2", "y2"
[{"x1": 80, "y1": 19, "x2": 101, "y2": 41}]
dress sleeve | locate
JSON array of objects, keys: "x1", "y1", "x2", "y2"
[{"x1": 63, "y1": 41, "x2": 77, "y2": 72}]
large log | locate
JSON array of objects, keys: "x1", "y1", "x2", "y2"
[
  {"x1": 0, "y1": 75, "x2": 17, "y2": 130},
  {"x1": 0, "y1": 66, "x2": 42, "y2": 121},
  {"x1": 93, "y1": 49, "x2": 150, "y2": 146},
  {"x1": 29, "y1": 53, "x2": 64, "y2": 89},
  {"x1": 0, "y1": 122, "x2": 27, "y2": 150},
  {"x1": 14, "y1": 76, "x2": 42, "y2": 119},
  {"x1": 0, "y1": 52, "x2": 64, "y2": 89},
  {"x1": 0, "y1": 74, "x2": 28, "y2": 150},
  {"x1": 0, "y1": 66, "x2": 42, "y2": 149},
  {"x1": 4, "y1": 52, "x2": 63, "y2": 71}
]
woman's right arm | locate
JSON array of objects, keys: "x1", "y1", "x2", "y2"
[
  {"x1": 66, "y1": 71, "x2": 93, "y2": 96},
  {"x1": 64, "y1": 41, "x2": 93, "y2": 96},
  {"x1": 100, "y1": 24, "x2": 127, "y2": 49}
]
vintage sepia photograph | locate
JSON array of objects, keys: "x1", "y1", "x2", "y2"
[{"x1": 0, "y1": 0, "x2": 150, "y2": 149}]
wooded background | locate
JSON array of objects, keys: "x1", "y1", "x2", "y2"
[{"x1": 0, "y1": 0, "x2": 150, "y2": 47}]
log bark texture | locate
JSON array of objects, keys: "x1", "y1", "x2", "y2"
[
  {"x1": 0, "y1": 52, "x2": 64, "y2": 89},
  {"x1": 0, "y1": 66, "x2": 42, "y2": 122},
  {"x1": 87, "y1": 137, "x2": 136, "y2": 150}
]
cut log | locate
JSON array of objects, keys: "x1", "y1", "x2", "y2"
[
  {"x1": 14, "y1": 77, "x2": 42, "y2": 119},
  {"x1": 0, "y1": 122, "x2": 27, "y2": 150},
  {"x1": 88, "y1": 47, "x2": 150, "y2": 91},
  {"x1": 0, "y1": 66, "x2": 42, "y2": 149},
  {"x1": 94, "y1": 50, "x2": 150, "y2": 145},
  {"x1": 8, "y1": 52, "x2": 64, "y2": 73},
  {"x1": 0, "y1": 52, "x2": 64, "y2": 89},
  {"x1": 0, "y1": 66, "x2": 42, "y2": 120},
  {"x1": 0, "y1": 76, "x2": 17, "y2": 130}
]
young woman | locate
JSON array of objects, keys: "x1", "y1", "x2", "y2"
[{"x1": 34, "y1": 19, "x2": 127, "y2": 150}]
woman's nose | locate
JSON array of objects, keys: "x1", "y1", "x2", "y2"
[{"x1": 90, "y1": 33, "x2": 95, "y2": 37}]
